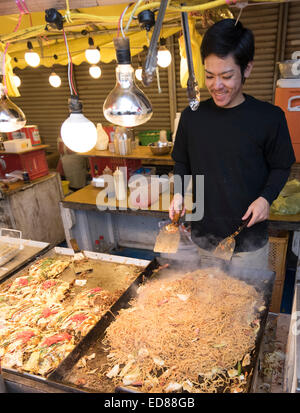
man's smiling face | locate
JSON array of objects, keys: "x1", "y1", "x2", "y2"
[{"x1": 204, "y1": 54, "x2": 252, "y2": 108}]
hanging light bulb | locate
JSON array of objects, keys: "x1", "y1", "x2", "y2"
[
  {"x1": 0, "y1": 83, "x2": 26, "y2": 132},
  {"x1": 49, "y1": 72, "x2": 61, "y2": 88},
  {"x1": 24, "y1": 41, "x2": 40, "y2": 68},
  {"x1": 103, "y1": 37, "x2": 152, "y2": 127},
  {"x1": 135, "y1": 54, "x2": 143, "y2": 81},
  {"x1": 89, "y1": 65, "x2": 101, "y2": 79},
  {"x1": 60, "y1": 95, "x2": 97, "y2": 153},
  {"x1": 13, "y1": 74, "x2": 21, "y2": 88},
  {"x1": 135, "y1": 67, "x2": 142, "y2": 81},
  {"x1": 85, "y1": 37, "x2": 101, "y2": 64},
  {"x1": 157, "y1": 37, "x2": 172, "y2": 68}
]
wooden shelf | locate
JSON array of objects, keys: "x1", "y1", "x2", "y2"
[
  {"x1": 0, "y1": 144, "x2": 49, "y2": 155},
  {"x1": 80, "y1": 146, "x2": 174, "y2": 165}
]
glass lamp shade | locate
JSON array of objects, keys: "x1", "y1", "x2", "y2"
[
  {"x1": 103, "y1": 64, "x2": 152, "y2": 127},
  {"x1": 60, "y1": 113, "x2": 97, "y2": 153},
  {"x1": 24, "y1": 50, "x2": 40, "y2": 67},
  {"x1": 49, "y1": 72, "x2": 61, "y2": 88},
  {"x1": 135, "y1": 67, "x2": 142, "y2": 81},
  {"x1": 0, "y1": 84, "x2": 26, "y2": 132},
  {"x1": 85, "y1": 48, "x2": 101, "y2": 65},
  {"x1": 13, "y1": 75, "x2": 21, "y2": 88},
  {"x1": 157, "y1": 46, "x2": 172, "y2": 68},
  {"x1": 89, "y1": 65, "x2": 101, "y2": 79}
]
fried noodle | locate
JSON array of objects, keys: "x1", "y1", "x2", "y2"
[{"x1": 103, "y1": 268, "x2": 265, "y2": 393}]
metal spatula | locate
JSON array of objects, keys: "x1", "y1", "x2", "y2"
[
  {"x1": 213, "y1": 215, "x2": 252, "y2": 261},
  {"x1": 153, "y1": 211, "x2": 181, "y2": 253}
]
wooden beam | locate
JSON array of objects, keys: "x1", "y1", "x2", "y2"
[{"x1": 0, "y1": 0, "x2": 135, "y2": 16}]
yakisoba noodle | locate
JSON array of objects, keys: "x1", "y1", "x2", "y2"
[{"x1": 103, "y1": 268, "x2": 265, "y2": 393}]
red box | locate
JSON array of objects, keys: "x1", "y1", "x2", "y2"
[
  {"x1": 0, "y1": 149, "x2": 49, "y2": 180},
  {"x1": 89, "y1": 156, "x2": 142, "y2": 180},
  {"x1": 6, "y1": 125, "x2": 41, "y2": 146},
  {"x1": 23, "y1": 125, "x2": 41, "y2": 146}
]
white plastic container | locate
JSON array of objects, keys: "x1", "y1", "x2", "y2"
[
  {"x1": 95, "y1": 123, "x2": 109, "y2": 150},
  {"x1": 113, "y1": 167, "x2": 127, "y2": 201},
  {"x1": 3, "y1": 138, "x2": 32, "y2": 153}
]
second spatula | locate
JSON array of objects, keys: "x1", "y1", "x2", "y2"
[{"x1": 213, "y1": 215, "x2": 252, "y2": 261}]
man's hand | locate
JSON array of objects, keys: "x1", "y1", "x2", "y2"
[
  {"x1": 242, "y1": 196, "x2": 270, "y2": 227},
  {"x1": 169, "y1": 193, "x2": 186, "y2": 220}
]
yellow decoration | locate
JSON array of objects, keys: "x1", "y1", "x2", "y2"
[
  {"x1": 0, "y1": 47, "x2": 20, "y2": 97},
  {"x1": 179, "y1": 15, "x2": 205, "y2": 90}
]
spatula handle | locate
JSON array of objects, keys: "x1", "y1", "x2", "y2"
[
  {"x1": 233, "y1": 214, "x2": 252, "y2": 237},
  {"x1": 172, "y1": 210, "x2": 181, "y2": 225}
]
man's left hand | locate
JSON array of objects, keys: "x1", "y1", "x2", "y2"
[{"x1": 242, "y1": 197, "x2": 270, "y2": 227}]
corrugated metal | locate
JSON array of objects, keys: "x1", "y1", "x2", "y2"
[
  {"x1": 11, "y1": 65, "x2": 69, "y2": 152},
  {"x1": 285, "y1": 1, "x2": 300, "y2": 59},
  {"x1": 175, "y1": 4, "x2": 280, "y2": 112},
  {"x1": 73, "y1": 57, "x2": 172, "y2": 134}
]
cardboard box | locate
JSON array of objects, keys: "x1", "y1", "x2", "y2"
[
  {"x1": 6, "y1": 125, "x2": 41, "y2": 146},
  {"x1": 3, "y1": 139, "x2": 32, "y2": 153}
]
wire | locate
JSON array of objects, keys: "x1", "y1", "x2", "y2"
[
  {"x1": 119, "y1": 3, "x2": 133, "y2": 38},
  {"x1": 62, "y1": 28, "x2": 77, "y2": 96},
  {"x1": 124, "y1": 0, "x2": 143, "y2": 34}
]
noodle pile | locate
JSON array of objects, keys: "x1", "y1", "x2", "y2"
[{"x1": 103, "y1": 268, "x2": 265, "y2": 393}]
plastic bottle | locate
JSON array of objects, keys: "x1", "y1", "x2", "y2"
[
  {"x1": 159, "y1": 130, "x2": 167, "y2": 143},
  {"x1": 113, "y1": 167, "x2": 126, "y2": 201},
  {"x1": 95, "y1": 239, "x2": 100, "y2": 252},
  {"x1": 103, "y1": 166, "x2": 115, "y2": 198},
  {"x1": 95, "y1": 123, "x2": 109, "y2": 150},
  {"x1": 99, "y1": 235, "x2": 108, "y2": 252}
]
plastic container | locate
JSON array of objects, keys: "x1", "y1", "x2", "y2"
[
  {"x1": 114, "y1": 127, "x2": 132, "y2": 155},
  {"x1": 113, "y1": 167, "x2": 127, "y2": 201},
  {"x1": 3, "y1": 139, "x2": 32, "y2": 153},
  {"x1": 99, "y1": 235, "x2": 109, "y2": 252},
  {"x1": 278, "y1": 51, "x2": 300, "y2": 79},
  {"x1": 275, "y1": 86, "x2": 300, "y2": 161},
  {"x1": 138, "y1": 130, "x2": 171, "y2": 146},
  {"x1": 95, "y1": 123, "x2": 109, "y2": 150}
]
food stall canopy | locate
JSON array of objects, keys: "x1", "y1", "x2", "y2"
[
  {"x1": 0, "y1": 0, "x2": 279, "y2": 97},
  {"x1": 0, "y1": 4, "x2": 182, "y2": 70}
]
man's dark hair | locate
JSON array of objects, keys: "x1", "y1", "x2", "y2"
[{"x1": 200, "y1": 19, "x2": 255, "y2": 82}]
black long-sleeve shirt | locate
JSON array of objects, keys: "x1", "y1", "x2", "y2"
[{"x1": 172, "y1": 94, "x2": 296, "y2": 252}]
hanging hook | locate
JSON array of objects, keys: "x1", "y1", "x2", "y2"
[{"x1": 235, "y1": 2, "x2": 248, "y2": 26}]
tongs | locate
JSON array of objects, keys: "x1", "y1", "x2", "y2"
[
  {"x1": 142, "y1": 0, "x2": 168, "y2": 86},
  {"x1": 213, "y1": 215, "x2": 252, "y2": 261},
  {"x1": 181, "y1": 10, "x2": 200, "y2": 111}
]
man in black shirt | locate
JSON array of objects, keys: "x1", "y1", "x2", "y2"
[{"x1": 170, "y1": 18, "x2": 295, "y2": 269}]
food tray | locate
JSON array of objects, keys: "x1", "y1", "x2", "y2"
[
  {"x1": 0, "y1": 247, "x2": 156, "y2": 392},
  {"x1": 0, "y1": 229, "x2": 23, "y2": 266},
  {"x1": 49, "y1": 259, "x2": 275, "y2": 393},
  {"x1": 0, "y1": 230, "x2": 49, "y2": 282}
]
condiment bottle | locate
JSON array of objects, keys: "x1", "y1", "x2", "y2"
[
  {"x1": 95, "y1": 123, "x2": 109, "y2": 150},
  {"x1": 95, "y1": 239, "x2": 100, "y2": 252},
  {"x1": 159, "y1": 130, "x2": 167, "y2": 143},
  {"x1": 103, "y1": 166, "x2": 115, "y2": 198},
  {"x1": 113, "y1": 167, "x2": 126, "y2": 201}
]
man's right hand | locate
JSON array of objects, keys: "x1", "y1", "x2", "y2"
[{"x1": 169, "y1": 193, "x2": 186, "y2": 220}]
